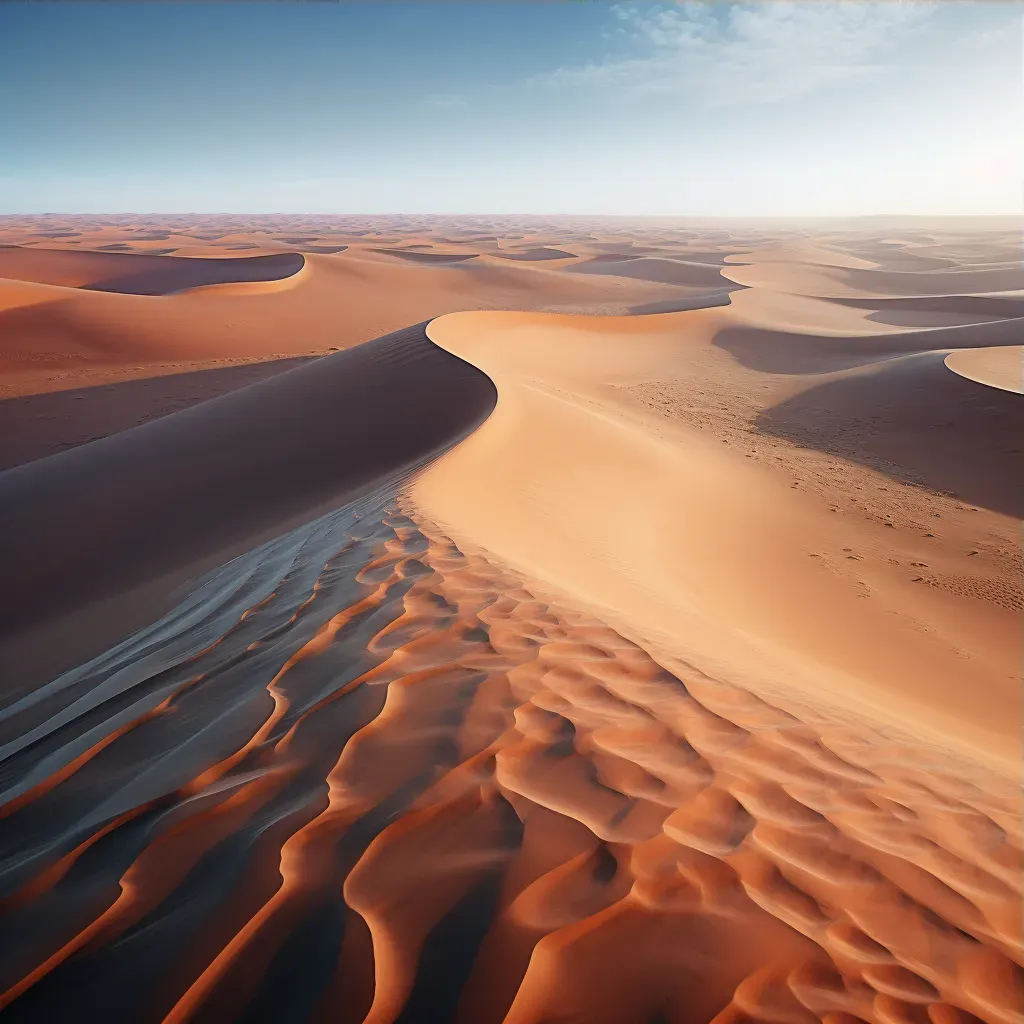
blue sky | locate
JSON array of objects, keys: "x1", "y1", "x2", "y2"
[{"x1": 1, "y1": 1, "x2": 1020, "y2": 216}]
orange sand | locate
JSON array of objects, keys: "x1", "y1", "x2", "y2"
[{"x1": 0, "y1": 214, "x2": 1020, "y2": 1024}]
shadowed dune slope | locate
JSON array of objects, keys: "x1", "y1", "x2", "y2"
[
  {"x1": 0, "y1": 358, "x2": 315, "y2": 471},
  {"x1": 0, "y1": 323, "x2": 495, "y2": 644},
  {"x1": 368, "y1": 249, "x2": 478, "y2": 265},
  {"x1": 0, "y1": 248, "x2": 305, "y2": 295},
  {"x1": 755, "y1": 350, "x2": 1024, "y2": 518},
  {"x1": 572, "y1": 255, "x2": 736, "y2": 289},
  {"x1": 715, "y1": 311, "x2": 1024, "y2": 374},
  {"x1": 722, "y1": 261, "x2": 1024, "y2": 298},
  {"x1": 492, "y1": 248, "x2": 577, "y2": 261}
]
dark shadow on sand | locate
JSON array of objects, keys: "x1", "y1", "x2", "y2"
[
  {"x1": 754, "y1": 350, "x2": 1024, "y2": 518},
  {"x1": 0, "y1": 358, "x2": 314, "y2": 472}
]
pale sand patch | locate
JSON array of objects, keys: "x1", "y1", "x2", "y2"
[{"x1": 946, "y1": 345, "x2": 1024, "y2": 395}]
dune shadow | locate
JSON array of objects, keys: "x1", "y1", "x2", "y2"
[
  {"x1": 492, "y1": 247, "x2": 576, "y2": 261},
  {"x1": 755, "y1": 351, "x2": 1024, "y2": 517},
  {"x1": 714, "y1": 318, "x2": 1024, "y2": 375},
  {"x1": 84, "y1": 252, "x2": 305, "y2": 295},
  {"x1": 0, "y1": 358, "x2": 315, "y2": 471},
  {"x1": 571, "y1": 255, "x2": 735, "y2": 289},
  {"x1": 295, "y1": 245, "x2": 348, "y2": 254},
  {"x1": 369, "y1": 248, "x2": 477, "y2": 265},
  {"x1": 629, "y1": 289, "x2": 737, "y2": 315},
  {"x1": 0, "y1": 323, "x2": 497, "y2": 642}
]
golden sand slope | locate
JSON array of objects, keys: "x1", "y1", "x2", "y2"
[
  {"x1": 946, "y1": 347, "x2": 1024, "y2": 395},
  {"x1": 0, "y1": 238, "x2": 681, "y2": 470},
  {"x1": 413, "y1": 306, "x2": 1021, "y2": 768}
]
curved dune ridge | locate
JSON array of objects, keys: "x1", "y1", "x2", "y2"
[
  {"x1": 492, "y1": 248, "x2": 577, "y2": 261},
  {"x1": 368, "y1": 248, "x2": 479, "y2": 265},
  {"x1": 0, "y1": 324, "x2": 496, "y2": 660},
  {"x1": 945, "y1": 346, "x2": 1024, "y2": 395},
  {"x1": 0, "y1": 248, "x2": 306, "y2": 295},
  {"x1": 571, "y1": 254, "x2": 737, "y2": 289},
  {"x1": 1, "y1": 216, "x2": 1022, "y2": 1023},
  {"x1": 721, "y1": 260, "x2": 1024, "y2": 299},
  {"x1": 414, "y1": 309, "x2": 1022, "y2": 766}
]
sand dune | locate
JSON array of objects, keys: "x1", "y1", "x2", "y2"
[
  {"x1": 0, "y1": 248, "x2": 305, "y2": 294},
  {"x1": 725, "y1": 245, "x2": 878, "y2": 270},
  {"x1": 414, "y1": 309, "x2": 1020, "y2": 767},
  {"x1": 946, "y1": 345, "x2": 1024, "y2": 395},
  {"x1": 722, "y1": 260, "x2": 1024, "y2": 298},
  {"x1": 0, "y1": 324, "x2": 494, "y2": 677},
  {"x1": 492, "y1": 248, "x2": 577, "y2": 261},
  {"x1": 0, "y1": 241, "x2": 677, "y2": 407},
  {"x1": 368, "y1": 248, "x2": 479, "y2": 265},
  {"x1": 0, "y1": 216, "x2": 1021, "y2": 1024},
  {"x1": 717, "y1": 311, "x2": 1024, "y2": 374},
  {"x1": 0, "y1": 357, "x2": 313, "y2": 471},
  {"x1": 831, "y1": 294, "x2": 1024, "y2": 329},
  {"x1": 572, "y1": 254, "x2": 735, "y2": 289}
]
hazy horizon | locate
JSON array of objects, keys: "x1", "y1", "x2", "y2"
[{"x1": 2, "y1": 1, "x2": 1021, "y2": 217}]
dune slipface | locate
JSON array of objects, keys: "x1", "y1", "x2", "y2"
[
  {"x1": 0, "y1": 216, "x2": 1021, "y2": 1024},
  {"x1": 0, "y1": 324, "x2": 496, "y2": 686}
]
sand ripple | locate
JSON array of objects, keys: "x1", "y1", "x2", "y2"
[{"x1": 0, "y1": 485, "x2": 1019, "y2": 1023}]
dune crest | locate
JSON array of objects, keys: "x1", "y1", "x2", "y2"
[
  {"x1": 413, "y1": 308, "x2": 1020, "y2": 769},
  {"x1": 0, "y1": 248, "x2": 306, "y2": 295}
]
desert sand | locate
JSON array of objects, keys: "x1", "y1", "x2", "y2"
[{"x1": 0, "y1": 214, "x2": 1021, "y2": 1024}]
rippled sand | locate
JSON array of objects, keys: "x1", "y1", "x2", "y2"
[{"x1": 1, "y1": 485, "x2": 1020, "y2": 1023}]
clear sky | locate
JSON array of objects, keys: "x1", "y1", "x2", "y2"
[{"x1": 1, "y1": 1, "x2": 1020, "y2": 216}]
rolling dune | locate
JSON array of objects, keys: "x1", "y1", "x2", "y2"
[
  {"x1": 0, "y1": 249, "x2": 305, "y2": 294},
  {"x1": 722, "y1": 261, "x2": 1024, "y2": 298},
  {"x1": 946, "y1": 346, "x2": 1024, "y2": 395},
  {"x1": 0, "y1": 217, "x2": 1021, "y2": 1024},
  {"x1": 492, "y1": 248, "x2": 577, "y2": 261},
  {"x1": 0, "y1": 324, "x2": 495, "y2": 687},
  {"x1": 413, "y1": 309, "x2": 1020, "y2": 767},
  {"x1": 572, "y1": 254, "x2": 737, "y2": 289}
]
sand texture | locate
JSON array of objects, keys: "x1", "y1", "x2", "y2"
[{"x1": 0, "y1": 214, "x2": 1021, "y2": 1023}]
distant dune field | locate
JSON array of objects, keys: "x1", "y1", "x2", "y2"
[{"x1": 0, "y1": 214, "x2": 1021, "y2": 1024}]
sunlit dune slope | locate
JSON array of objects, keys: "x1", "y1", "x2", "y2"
[
  {"x1": 946, "y1": 345, "x2": 1024, "y2": 395},
  {"x1": 413, "y1": 307, "x2": 1020, "y2": 767},
  {"x1": 0, "y1": 246, "x2": 677, "y2": 382}
]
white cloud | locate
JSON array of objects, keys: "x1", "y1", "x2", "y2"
[{"x1": 529, "y1": 1, "x2": 936, "y2": 105}]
